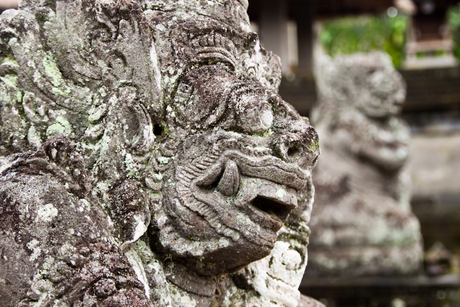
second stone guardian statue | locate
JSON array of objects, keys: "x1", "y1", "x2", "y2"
[{"x1": 306, "y1": 51, "x2": 423, "y2": 278}]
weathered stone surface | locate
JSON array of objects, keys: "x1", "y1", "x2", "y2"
[
  {"x1": 0, "y1": 0, "x2": 319, "y2": 306},
  {"x1": 305, "y1": 51, "x2": 423, "y2": 278}
]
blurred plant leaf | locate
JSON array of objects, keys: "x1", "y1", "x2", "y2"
[
  {"x1": 448, "y1": 3, "x2": 460, "y2": 61},
  {"x1": 320, "y1": 14, "x2": 409, "y2": 68}
]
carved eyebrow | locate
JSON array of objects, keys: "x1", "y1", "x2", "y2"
[
  {"x1": 196, "y1": 51, "x2": 236, "y2": 70},
  {"x1": 189, "y1": 33, "x2": 238, "y2": 69}
]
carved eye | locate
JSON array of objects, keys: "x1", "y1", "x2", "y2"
[
  {"x1": 177, "y1": 83, "x2": 193, "y2": 96},
  {"x1": 367, "y1": 68, "x2": 377, "y2": 75},
  {"x1": 174, "y1": 82, "x2": 195, "y2": 109},
  {"x1": 91, "y1": 27, "x2": 111, "y2": 44},
  {"x1": 368, "y1": 69, "x2": 385, "y2": 87},
  {"x1": 236, "y1": 94, "x2": 273, "y2": 135}
]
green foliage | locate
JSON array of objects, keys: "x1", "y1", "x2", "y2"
[
  {"x1": 320, "y1": 14, "x2": 409, "y2": 68},
  {"x1": 448, "y1": 3, "x2": 460, "y2": 61}
]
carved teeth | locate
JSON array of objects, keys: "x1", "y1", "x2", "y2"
[{"x1": 217, "y1": 160, "x2": 240, "y2": 196}]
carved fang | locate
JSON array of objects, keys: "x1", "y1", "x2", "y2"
[{"x1": 217, "y1": 160, "x2": 240, "y2": 196}]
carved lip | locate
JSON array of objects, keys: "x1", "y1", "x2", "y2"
[{"x1": 195, "y1": 152, "x2": 309, "y2": 192}]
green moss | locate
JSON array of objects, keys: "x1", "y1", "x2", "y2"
[
  {"x1": 308, "y1": 139, "x2": 319, "y2": 151},
  {"x1": 0, "y1": 74, "x2": 18, "y2": 89},
  {"x1": 27, "y1": 125, "x2": 42, "y2": 148},
  {"x1": 46, "y1": 123, "x2": 66, "y2": 138},
  {"x1": 43, "y1": 55, "x2": 67, "y2": 91},
  {"x1": 254, "y1": 129, "x2": 273, "y2": 138},
  {"x1": 125, "y1": 153, "x2": 142, "y2": 179},
  {"x1": 55, "y1": 115, "x2": 72, "y2": 132},
  {"x1": 1, "y1": 55, "x2": 20, "y2": 67}
]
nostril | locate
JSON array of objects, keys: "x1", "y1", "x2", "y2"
[
  {"x1": 275, "y1": 134, "x2": 303, "y2": 161},
  {"x1": 287, "y1": 143, "x2": 302, "y2": 158}
]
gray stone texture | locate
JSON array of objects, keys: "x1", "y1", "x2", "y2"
[
  {"x1": 410, "y1": 131, "x2": 460, "y2": 199},
  {"x1": 0, "y1": 0, "x2": 319, "y2": 306},
  {"x1": 306, "y1": 51, "x2": 423, "y2": 278}
]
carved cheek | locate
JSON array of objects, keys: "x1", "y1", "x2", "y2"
[{"x1": 236, "y1": 95, "x2": 273, "y2": 135}]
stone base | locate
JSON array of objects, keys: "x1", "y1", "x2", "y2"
[{"x1": 300, "y1": 275, "x2": 460, "y2": 307}]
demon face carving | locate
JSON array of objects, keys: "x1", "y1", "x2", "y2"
[{"x1": 154, "y1": 64, "x2": 318, "y2": 275}]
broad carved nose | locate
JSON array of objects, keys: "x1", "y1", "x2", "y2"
[{"x1": 274, "y1": 117, "x2": 319, "y2": 169}]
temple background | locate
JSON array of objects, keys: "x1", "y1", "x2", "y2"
[
  {"x1": 1, "y1": 0, "x2": 460, "y2": 305},
  {"x1": 246, "y1": 0, "x2": 460, "y2": 305}
]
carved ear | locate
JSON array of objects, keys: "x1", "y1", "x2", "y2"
[
  {"x1": 88, "y1": 86, "x2": 157, "y2": 187},
  {"x1": 118, "y1": 87, "x2": 155, "y2": 155}
]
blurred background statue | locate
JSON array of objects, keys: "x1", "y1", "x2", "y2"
[{"x1": 305, "y1": 51, "x2": 423, "y2": 278}]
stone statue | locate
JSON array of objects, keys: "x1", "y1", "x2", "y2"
[
  {"x1": 305, "y1": 51, "x2": 423, "y2": 278},
  {"x1": 0, "y1": 1, "x2": 320, "y2": 306}
]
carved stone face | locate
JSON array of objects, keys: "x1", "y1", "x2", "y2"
[
  {"x1": 353, "y1": 54, "x2": 406, "y2": 118},
  {"x1": 315, "y1": 52, "x2": 406, "y2": 118},
  {"x1": 153, "y1": 50, "x2": 319, "y2": 275}
]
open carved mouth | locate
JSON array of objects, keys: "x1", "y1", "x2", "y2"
[
  {"x1": 188, "y1": 150, "x2": 306, "y2": 236},
  {"x1": 251, "y1": 196, "x2": 294, "y2": 223},
  {"x1": 245, "y1": 184, "x2": 298, "y2": 232},
  {"x1": 194, "y1": 158, "x2": 299, "y2": 232}
]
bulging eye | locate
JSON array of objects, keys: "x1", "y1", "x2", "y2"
[
  {"x1": 174, "y1": 82, "x2": 195, "y2": 110},
  {"x1": 98, "y1": 30, "x2": 109, "y2": 41},
  {"x1": 236, "y1": 94, "x2": 273, "y2": 135},
  {"x1": 369, "y1": 69, "x2": 385, "y2": 87},
  {"x1": 367, "y1": 68, "x2": 377, "y2": 75}
]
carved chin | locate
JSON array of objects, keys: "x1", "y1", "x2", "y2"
[{"x1": 155, "y1": 136, "x2": 310, "y2": 275}]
